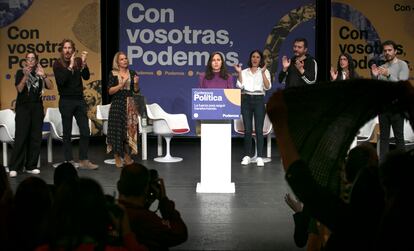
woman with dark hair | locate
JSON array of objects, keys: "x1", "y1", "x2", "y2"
[
  {"x1": 199, "y1": 52, "x2": 233, "y2": 88},
  {"x1": 107, "y1": 52, "x2": 140, "y2": 168},
  {"x1": 9, "y1": 52, "x2": 53, "y2": 178},
  {"x1": 234, "y1": 50, "x2": 271, "y2": 167},
  {"x1": 330, "y1": 53, "x2": 358, "y2": 81}
]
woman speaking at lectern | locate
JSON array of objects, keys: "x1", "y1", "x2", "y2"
[
  {"x1": 199, "y1": 52, "x2": 234, "y2": 88},
  {"x1": 234, "y1": 49, "x2": 271, "y2": 167}
]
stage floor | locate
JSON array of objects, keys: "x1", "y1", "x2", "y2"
[{"x1": 6, "y1": 136, "x2": 302, "y2": 251}]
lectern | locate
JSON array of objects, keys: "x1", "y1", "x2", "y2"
[{"x1": 191, "y1": 88, "x2": 240, "y2": 193}]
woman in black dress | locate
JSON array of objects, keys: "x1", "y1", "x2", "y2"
[{"x1": 107, "y1": 52, "x2": 140, "y2": 168}]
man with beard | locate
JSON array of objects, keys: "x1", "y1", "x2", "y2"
[
  {"x1": 371, "y1": 40, "x2": 409, "y2": 161},
  {"x1": 53, "y1": 38, "x2": 98, "y2": 169},
  {"x1": 278, "y1": 38, "x2": 318, "y2": 88}
]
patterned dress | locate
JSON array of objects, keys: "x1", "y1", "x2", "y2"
[{"x1": 107, "y1": 70, "x2": 140, "y2": 156}]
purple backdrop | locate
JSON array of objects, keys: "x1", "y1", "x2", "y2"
[{"x1": 119, "y1": 0, "x2": 316, "y2": 136}]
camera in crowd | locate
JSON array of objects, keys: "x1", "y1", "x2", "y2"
[
  {"x1": 147, "y1": 169, "x2": 162, "y2": 202},
  {"x1": 105, "y1": 194, "x2": 124, "y2": 246}
]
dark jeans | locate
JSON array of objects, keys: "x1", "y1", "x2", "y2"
[
  {"x1": 379, "y1": 111, "x2": 405, "y2": 161},
  {"x1": 9, "y1": 102, "x2": 44, "y2": 171},
  {"x1": 241, "y1": 94, "x2": 266, "y2": 157},
  {"x1": 59, "y1": 98, "x2": 90, "y2": 161}
]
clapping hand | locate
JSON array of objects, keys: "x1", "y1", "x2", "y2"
[
  {"x1": 81, "y1": 51, "x2": 88, "y2": 65},
  {"x1": 22, "y1": 62, "x2": 31, "y2": 76},
  {"x1": 330, "y1": 66, "x2": 338, "y2": 80},
  {"x1": 261, "y1": 63, "x2": 267, "y2": 73},
  {"x1": 70, "y1": 51, "x2": 76, "y2": 67},
  {"x1": 119, "y1": 76, "x2": 126, "y2": 88},
  {"x1": 371, "y1": 64, "x2": 380, "y2": 77},
  {"x1": 134, "y1": 74, "x2": 139, "y2": 84},
  {"x1": 294, "y1": 59, "x2": 305, "y2": 73},
  {"x1": 282, "y1": 56, "x2": 291, "y2": 71},
  {"x1": 36, "y1": 64, "x2": 46, "y2": 78},
  {"x1": 378, "y1": 66, "x2": 389, "y2": 77},
  {"x1": 233, "y1": 63, "x2": 242, "y2": 73}
]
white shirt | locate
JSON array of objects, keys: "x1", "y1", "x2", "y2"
[{"x1": 236, "y1": 67, "x2": 271, "y2": 95}]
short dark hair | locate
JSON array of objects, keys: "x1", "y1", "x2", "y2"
[
  {"x1": 247, "y1": 49, "x2": 265, "y2": 68},
  {"x1": 381, "y1": 40, "x2": 397, "y2": 50},
  {"x1": 294, "y1": 38, "x2": 308, "y2": 48},
  {"x1": 54, "y1": 162, "x2": 79, "y2": 187},
  {"x1": 345, "y1": 143, "x2": 378, "y2": 183},
  {"x1": 117, "y1": 163, "x2": 150, "y2": 197}
]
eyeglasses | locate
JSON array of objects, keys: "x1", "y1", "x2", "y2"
[{"x1": 26, "y1": 57, "x2": 36, "y2": 62}]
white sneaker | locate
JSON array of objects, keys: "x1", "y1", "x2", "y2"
[
  {"x1": 9, "y1": 171, "x2": 17, "y2": 178},
  {"x1": 256, "y1": 157, "x2": 264, "y2": 167},
  {"x1": 26, "y1": 169, "x2": 40, "y2": 174},
  {"x1": 241, "y1": 156, "x2": 251, "y2": 165},
  {"x1": 68, "y1": 160, "x2": 80, "y2": 168}
]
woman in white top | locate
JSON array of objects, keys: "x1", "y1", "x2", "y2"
[{"x1": 234, "y1": 50, "x2": 271, "y2": 166}]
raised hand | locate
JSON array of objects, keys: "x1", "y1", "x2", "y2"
[
  {"x1": 119, "y1": 76, "x2": 126, "y2": 88},
  {"x1": 371, "y1": 64, "x2": 380, "y2": 77},
  {"x1": 133, "y1": 74, "x2": 139, "y2": 91},
  {"x1": 36, "y1": 64, "x2": 46, "y2": 78},
  {"x1": 261, "y1": 63, "x2": 268, "y2": 73},
  {"x1": 294, "y1": 59, "x2": 304, "y2": 70},
  {"x1": 23, "y1": 64, "x2": 31, "y2": 76},
  {"x1": 134, "y1": 74, "x2": 139, "y2": 84},
  {"x1": 378, "y1": 66, "x2": 389, "y2": 77},
  {"x1": 282, "y1": 56, "x2": 291, "y2": 71},
  {"x1": 330, "y1": 66, "x2": 338, "y2": 80},
  {"x1": 70, "y1": 51, "x2": 76, "y2": 67},
  {"x1": 81, "y1": 51, "x2": 88, "y2": 65},
  {"x1": 233, "y1": 63, "x2": 242, "y2": 73}
]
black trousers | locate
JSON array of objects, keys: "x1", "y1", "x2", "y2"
[
  {"x1": 379, "y1": 111, "x2": 405, "y2": 161},
  {"x1": 59, "y1": 98, "x2": 90, "y2": 161},
  {"x1": 9, "y1": 102, "x2": 44, "y2": 172},
  {"x1": 241, "y1": 94, "x2": 266, "y2": 157}
]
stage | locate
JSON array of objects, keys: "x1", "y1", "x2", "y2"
[{"x1": 6, "y1": 136, "x2": 301, "y2": 251}]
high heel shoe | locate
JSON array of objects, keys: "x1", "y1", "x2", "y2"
[
  {"x1": 114, "y1": 155, "x2": 123, "y2": 168},
  {"x1": 124, "y1": 153, "x2": 134, "y2": 166}
]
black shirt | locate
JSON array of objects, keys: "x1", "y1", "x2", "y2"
[
  {"x1": 53, "y1": 57, "x2": 90, "y2": 99},
  {"x1": 14, "y1": 69, "x2": 43, "y2": 106},
  {"x1": 278, "y1": 54, "x2": 317, "y2": 88}
]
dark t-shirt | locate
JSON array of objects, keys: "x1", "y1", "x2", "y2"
[{"x1": 14, "y1": 69, "x2": 43, "y2": 105}]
